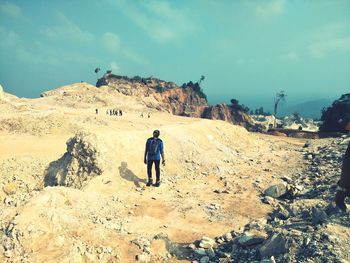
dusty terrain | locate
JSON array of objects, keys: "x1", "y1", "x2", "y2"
[{"x1": 0, "y1": 83, "x2": 349, "y2": 263}]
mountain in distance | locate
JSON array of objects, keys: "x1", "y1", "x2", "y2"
[{"x1": 279, "y1": 98, "x2": 332, "y2": 119}]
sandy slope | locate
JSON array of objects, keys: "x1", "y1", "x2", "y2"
[{"x1": 0, "y1": 83, "x2": 344, "y2": 262}]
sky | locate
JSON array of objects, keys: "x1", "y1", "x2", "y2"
[{"x1": 0, "y1": 0, "x2": 350, "y2": 112}]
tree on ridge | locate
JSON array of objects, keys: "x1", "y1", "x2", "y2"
[{"x1": 273, "y1": 90, "x2": 287, "y2": 128}]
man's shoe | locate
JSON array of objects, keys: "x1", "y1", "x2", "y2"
[
  {"x1": 335, "y1": 190, "x2": 347, "y2": 212},
  {"x1": 154, "y1": 181, "x2": 160, "y2": 187},
  {"x1": 146, "y1": 180, "x2": 153, "y2": 187}
]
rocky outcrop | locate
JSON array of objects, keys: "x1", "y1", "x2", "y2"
[
  {"x1": 96, "y1": 73, "x2": 207, "y2": 117},
  {"x1": 201, "y1": 104, "x2": 257, "y2": 130},
  {"x1": 44, "y1": 132, "x2": 107, "y2": 189},
  {"x1": 320, "y1": 93, "x2": 350, "y2": 133},
  {"x1": 96, "y1": 73, "x2": 258, "y2": 130}
]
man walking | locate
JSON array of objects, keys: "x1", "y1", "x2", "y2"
[
  {"x1": 335, "y1": 121, "x2": 350, "y2": 211},
  {"x1": 144, "y1": 130, "x2": 165, "y2": 187}
]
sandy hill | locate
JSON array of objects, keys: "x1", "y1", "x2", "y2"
[{"x1": 0, "y1": 83, "x2": 349, "y2": 263}]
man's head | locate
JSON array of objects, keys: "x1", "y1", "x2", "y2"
[{"x1": 153, "y1": 130, "x2": 160, "y2": 138}]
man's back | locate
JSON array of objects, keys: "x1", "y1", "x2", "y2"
[{"x1": 146, "y1": 137, "x2": 163, "y2": 161}]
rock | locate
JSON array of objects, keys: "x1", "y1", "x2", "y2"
[
  {"x1": 4, "y1": 250, "x2": 13, "y2": 258},
  {"x1": 260, "y1": 256, "x2": 276, "y2": 263},
  {"x1": 206, "y1": 247, "x2": 215, "y2": 258},
  {"x1": 44, "y1": 132, "x2": 107, "y2": 189},
  {"x1": 188, "y1": 243, "x2": 196, "y2": 250},
  {"x1": 311, "y1": 207, "x2": 328, "y2": 225},
  {"x1": 200, "y1": 256, "x2": 210, "y2": 263},
  {"x1": 276, "y1": 205, "x2": 290, "y2": 220},
  {"x1": 258, "y1": 233, "x2": 288, "y2": 259},
  {"x1": 264, "y1": 183, "x2": 288, "y2": 198},
  {"x1": 224, "y1": 232, "x2": 233, "y2": 241},
  {"x1": 136, "y1": 253, "x2": 151, "y2": 262},
  {"x1": 262, "y1": 196, "x2": 277, "y2": 205},
  {"x1": 238, "y1": 230, "x2": 267, "y2": 247},
  {"x1": 194, "y1": 248, "x2": 207, "y2": 257},
  {"x1": 199, "y1": 236, "x2": 216, "y2": 249},
  {"x1": 2, "y1": 183, "x2": 18, "y2": 195}
]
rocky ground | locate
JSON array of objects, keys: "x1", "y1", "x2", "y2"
[
  {"x1": 0, "y1": 83, "x2": 349, "y2": 263},
  {"x1": 184, "y1": 136, "x2": 350, "y2": 263}
]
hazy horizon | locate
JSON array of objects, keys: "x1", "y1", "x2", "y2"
[{"x1": 1, "y1": 0, "x2": 349, "y2": 112}]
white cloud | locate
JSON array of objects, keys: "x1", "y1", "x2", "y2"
[
  {"x1": 102, "y1": 31, "x2": 147, "y2": 65},
  {"x1": 279, "y1": 51, "x2": 299, "y2": 61},
  {"x1": 42, "y1": 12, "x2": 94, "y2": 43},
  {"x1": 307, "y1": 22, "x2": 350, "y2": 58},
  {"x1": 109, "y1": 0, "x2": 197, "y2": 43},
  {"x1": 255, "y1": 0, "x2": 284, "y2": 18},
  {"x1": 110, "y1": 61, "x2": 120, "y2": 73},
  {"x1": 308, "y1": 37, "x2": 350, "y2": 58},
  {"x1": 103, "y1": 32, "x2": 121, "y2": 52},
  {"x1": 15, "y1": 47, "x2": 59, "y2": 66},
  {"x1": 0, "y1": 26, "x2": 21, "y2": 46},
  {"x1": 0, "y1": 1, "x2": 27, "y2": 20}
]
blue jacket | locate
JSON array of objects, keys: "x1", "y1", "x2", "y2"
[{"x1": 145, "y1": 137, "x2": 164, "y2": 161}]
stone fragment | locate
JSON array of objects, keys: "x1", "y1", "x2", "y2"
[
  {"x1": 260, "y1": 256, "x2": 276, "y2": 263},
  {"x1": 264, "y1": 183, "x2": 288, "y2": 198},
  {"x1": 311, "y1": 207, "x2": 327, "y2": 225},
  {"x1": 200, "y1": 256, "x2": 210, "y2": 263},
  {"x1": 206, "y1": 247, "x2": 215, "y2": 258},
  {"x1": 2, "y1": 183, "x2": 18, "y2": 195},
  {"x1": 194, "y1": 248, "x2": 207, "y2": 257},
  {"x1": 136, "y1": 253, "x2": 151, "y2": 262},
  {"x1": 199, "y1": 236, "x2": 216, "y2": 249},
  {"x1": 238, "y1": 230, "x2": 267, "y2": 247},
  {"x1": 258, "y1": 233, "x2": 288, "y2": 259}
]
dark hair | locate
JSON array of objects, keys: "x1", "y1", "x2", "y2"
[{"x1": 153, "y1": 130, "x2": 160, "y2": 137}]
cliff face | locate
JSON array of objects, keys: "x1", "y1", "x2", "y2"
[
  {"x1": 202, "y1": 104, "x2": 257, "y2": 130},
  {"x1": 96, "y1": 73, "x2": 257, "y2": 130},
  {"x1": 320, "y1": 93, "x2": 350, "y2": 133},
  {"x1": 96, "y1": 73, "x2": 207, "y2": 116}
]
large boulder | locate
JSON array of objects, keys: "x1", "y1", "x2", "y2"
[
  {"x1": 44, "y1": 132, "x2": 107, "y2": 189},
  {"x1": 320, "y1": 93, "x2": 350, "y2": 133}
]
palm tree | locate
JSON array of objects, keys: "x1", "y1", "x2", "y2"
[
  {"x1": 273, "y1": 90, "x2": 287, "y2": 128},
  {"x1": 199, "y1": 75, "x2": 205, "y2": 86},
  {"x1": 94, "y1": 67, "x2": 101, "y2": 80}
]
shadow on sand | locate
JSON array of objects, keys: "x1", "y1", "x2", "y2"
[{"x1": 118, "y1": 162, "x2": 146, "y2": 188}]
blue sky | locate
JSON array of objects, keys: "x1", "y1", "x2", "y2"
[{"x1": 0, "y1": 0, "x2": 349, "y2": 111}]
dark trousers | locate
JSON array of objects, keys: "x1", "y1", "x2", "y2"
[{"x1": 147, "y1": 160, "x2": 160, "y2": 181}]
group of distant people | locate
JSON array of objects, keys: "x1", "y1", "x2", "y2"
[
  {"x1": 140, "y1": 112, "x2": 151, "y2": 118},
  {"x1": 94, "y1": 108, "x2": 123, "y2": 116}
]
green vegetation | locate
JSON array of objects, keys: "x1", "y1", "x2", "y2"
[
  {"x1": 181, "y1": 77, "x2": 207, "y2": 101},
  {"x1": 230, "y1": 98, "x2": 250, "y2": 113},
  {"x1": 252, "y1": 106, "x2": 271, "y2": 116},
  {"x1": 155, "y1": 85, "x2": 164, "y2": 93}
]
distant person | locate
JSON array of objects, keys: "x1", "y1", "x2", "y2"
[
  {"x1": 119, "y1": 110, "x2": 122, "y2": 116},
  {"x1": 148, "y1": 112, "x2": 151, "y2": 118},
  {"x1": 140, "y1": 113, "x2": 144, "y2": 118},
  {"x1": 144, "y1": 130, "x2": 165, "y2": 187},
  {"x1": 335, "y1": 121, "x2": 350, "y2": 211},
  {"x1": 109, "y1": 109, "x2": 113, "y2": 116},
  {"x1": 106, "y1": 109, "x2": 109, "y2": 115},
  {"x1": 95, "y1": 109, "x2": 98, "y2": 114}
]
